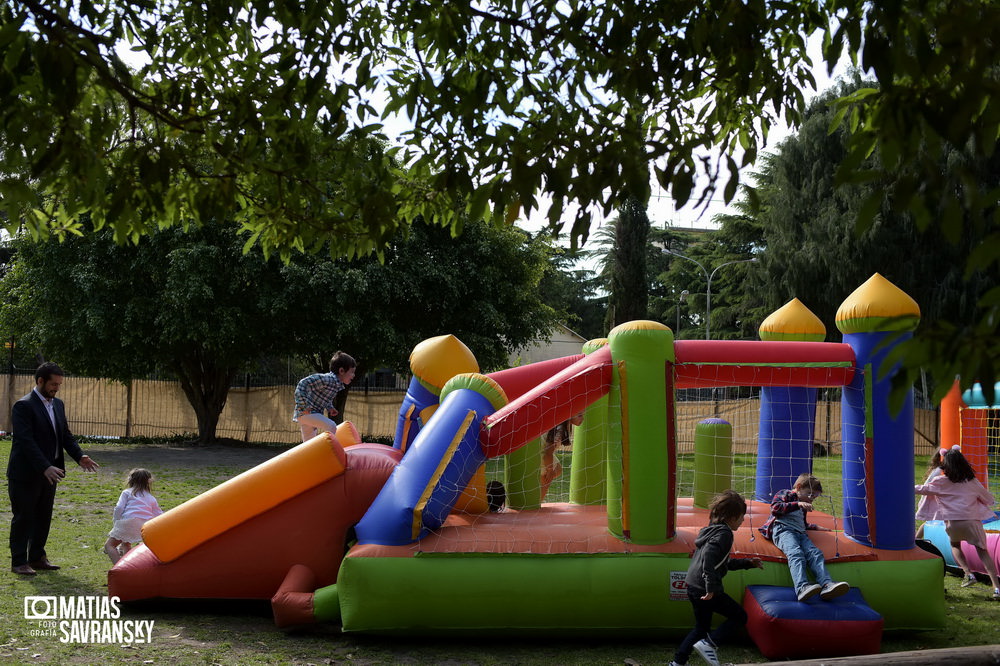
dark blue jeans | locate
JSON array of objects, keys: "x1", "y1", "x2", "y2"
[{"x1": 673, "y1": 587, "x2": 747, "y2": 664}]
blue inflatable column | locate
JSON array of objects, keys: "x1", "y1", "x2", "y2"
[
  {"x1": 394, "y1": 377, "x2": 439, "y2": 452},
  {"x1": 836, "y1": 274, "x2": 920, "y2": 549},
  {"x1": 358, "y1": 374, "x2": 506, "y2": 545},
  {"x1": 755, "y1": 299, "x2": 826, "y2": 501},
  {"x1": 756, "y1": 386, "x2": 818, "y2": 500}
]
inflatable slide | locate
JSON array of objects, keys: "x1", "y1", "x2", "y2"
[{"x1": 108, "y1": 428, "x2": 401, "y2": 601}]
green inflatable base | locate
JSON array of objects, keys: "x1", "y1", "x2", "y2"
[
  {"x1": 313, "y1": 583, "x2": 340, "y2": 623},
  {"x1": 336, "y1": 551, "x2": 944, "y2": 634}
]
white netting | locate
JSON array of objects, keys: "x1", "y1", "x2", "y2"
[
  {"x1": 668, "y1": 374, "x2": 867, "y2": 556},
  {"x1": 408, "y1": 357, "x2": 871, "y2": 558},
  {"x1": 959, "y1": 406, "x2": 1000, "y2": 492}
]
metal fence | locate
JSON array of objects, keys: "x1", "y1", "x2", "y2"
[
  {"x1": 0, "y1": 371, "x2": 409, "y2": 444},
  {"x1": 0, "y1": 371, "x2": 940, "y2": 452}
]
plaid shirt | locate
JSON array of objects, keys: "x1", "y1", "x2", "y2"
[
  {"x1": 758, "y1": 488, "x2": 820, "y2": 540},
  {"x1": 292, "y1": 372, "x2": 345, "y2": 420}
]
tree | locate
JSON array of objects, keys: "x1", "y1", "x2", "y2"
[
  {"x1": 605, "y1": 197, "x2": 650, "y2": 329},
  {"x1": 0, "y1": 218, "x2": 559, "y2": 442},
  {"x1": 580, "y1": 217, "x2": 696, "y2": 330},
  {"x1": 4, "y1": 1, "x2": 1000, "y2": 396},
  {"x1": 281, "y1": 217, "x2": 560, "y2": 374},
  {"x1": 821, "y1": 4, "x2": 1000, "y2": 401},
  {"x1": 0, "y1": 223, "x2": 302, "y2": 442},
  {"x1": 654, "y1": 230, "x2": 758, "y2": 341},
  {"x1": 647, "y1": 226, "x2": 703, "y2": 339},
  {"x1": 720, "y1": 78, "x2": 997, "y2": 395},
  {"x1": 535, "y1": 243, "x2": 606, "y2": 341},
  {"x1": 1, "y1": 1, "x2": 827, "y2": 252}
]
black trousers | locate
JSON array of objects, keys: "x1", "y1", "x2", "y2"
[
  {"x1": 8, "y1": 476, "x2": 57, "y2": 566},
  {"x1": 673, "y1": 587, "x2": 748, "y2": 664}
]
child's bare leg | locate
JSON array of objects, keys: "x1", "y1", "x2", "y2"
[
  {"x1": 952, "y1": 542, "x2": 973, "y2": 577},
  {"x1": 120, "y1": 542, "x2": 132, "y2": 555},
  {"x1": 104, "y1": 538, "x2": 123, "y2": 564},
  {"x1": 975, "y1": 546, "x2": 1000, "y2": 590}
]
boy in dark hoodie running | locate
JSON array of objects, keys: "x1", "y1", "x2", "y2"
[{"x1": 670, "y1": 490, "x2": 762, "y2": 666}]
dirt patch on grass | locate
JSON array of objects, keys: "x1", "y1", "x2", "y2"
[{"x1": 87, "y1": 441, "x2": 288, "y2": 474}]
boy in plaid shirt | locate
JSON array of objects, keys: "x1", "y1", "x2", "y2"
[
  {"x1": 292, "y1": 351, "x2": 356, "y2": 441},
  {"x1": 759, "y1": 473, "x2": 849, "y2": 602}
]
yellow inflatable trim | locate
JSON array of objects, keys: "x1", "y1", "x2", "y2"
[
  {"x1": 760, "y1": 298, "x2": 826, "y2": 341},
  {"x1": 336, "y1": 420, "x2": 362, "y2": 447},
  {"x1": 836, "y1": 273, "x2": 920, "y2": 333},
  {"x1": 409, "y1": 334, "x2": 479, "y2": 389}
]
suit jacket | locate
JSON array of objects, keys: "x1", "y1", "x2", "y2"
[{"x1": 6, "y1": 390, "x2": 83, "y2": 482}]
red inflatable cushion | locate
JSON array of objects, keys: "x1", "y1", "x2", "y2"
[{"x1": 744, "y1": 585, "x2": 883, "y2": 660}]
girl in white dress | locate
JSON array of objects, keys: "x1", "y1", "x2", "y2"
[{"x1": 104, "y1": 468, "x2": 163, "y2": 564}]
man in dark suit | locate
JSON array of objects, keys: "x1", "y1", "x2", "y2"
[{"x1": 7, "y1": 362, "x2": 99, "y2": 575}]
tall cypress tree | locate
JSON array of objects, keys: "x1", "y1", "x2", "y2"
[
  {"x1": 605, "y1": 196, "x2": 651, "y2": 329},
  {"x1": 719, "y1": 76, "x2": 997, "y2": 396}
]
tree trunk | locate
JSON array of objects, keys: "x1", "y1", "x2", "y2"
[
  {"x1": 332, "y1": 383, "x2": 350, "y2": 425},
  {"x1": 174, "y1": 353, "x2": 238, "y2": 445}
]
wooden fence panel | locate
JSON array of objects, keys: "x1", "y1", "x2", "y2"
[{"x1": 0, "y1": 373, "x2": 940, "y2": 453}]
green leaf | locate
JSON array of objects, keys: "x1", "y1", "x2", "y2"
[{"x1": 854, "y1": 191, "x2": 882, "y2": 235}]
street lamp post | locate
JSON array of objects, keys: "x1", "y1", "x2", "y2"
[
  {"x1": 676, "y1": 290, "x2": 689, "y2": 337},
  {"x1": 663, "y1": 250, "x2": 758, "y2": 339}
]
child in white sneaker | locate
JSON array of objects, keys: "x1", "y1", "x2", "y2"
[
  {"x1": 104, "y1": 468, "x2": 163, "y2": 564},
  {"x1": 669, "y1": 490, "x2": 762, "y2": 666},
  {"x1": 915, "y1": 447, "x2": 1000, "y2": 599},
  {"x1": 759, "y1": 473, "x2": 850, "y2": 602}
]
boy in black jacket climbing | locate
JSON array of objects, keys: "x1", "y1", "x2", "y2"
[{"x1": 670, "y1": 490, "x2": 763, "y2": 666}]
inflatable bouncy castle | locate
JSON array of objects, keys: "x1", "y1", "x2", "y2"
[{"x1": 108, "y1": 273, "x2": 945, "y2": 636}]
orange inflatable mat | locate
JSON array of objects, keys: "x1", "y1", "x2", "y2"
[
  {"x1": 142, "y1": 432, "x2": 346, "y2": 563},
  {"x1": 347, "y1": 500, "x2": 935, "y2": 566}
]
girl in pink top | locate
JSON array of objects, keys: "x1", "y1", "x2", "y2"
[
  {"x1": 915, "y1": 448, "x2": 1000, "y2": 599},
  {"x1": 914, "y1": 449, "x2": 943, "y2": 539},
  {"x1": 103, "y1": 468, "x2": 163, "y2": 564}
]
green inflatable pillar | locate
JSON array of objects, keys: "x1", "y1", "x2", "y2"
[
  {"x1": 607, "y1": 320, "x2": 676, "y2": 544},
  {"x1": 569, "y1": 338, "x2": 610, "y2": 505},
  {"x1": 313, "y1": 583, "x2": 341, "y2": 623},
  {"x1": 692, "y1": 418, "x2": 733, "y2": 509},
  {"x1": 505, "y1": 437, "x2": 543, "y2": 510}
]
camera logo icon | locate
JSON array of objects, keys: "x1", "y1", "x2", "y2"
[{"x1": 24, "y1": 596, "x2": 58, "y2": 620}]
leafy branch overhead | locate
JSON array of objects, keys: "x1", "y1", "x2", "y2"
[
  {"x1": 4, "y1": 0, "x2": 832, "y2": 254},
  {"x1": 3, "y1": 1, "x2": 1000, "y2": 399},
  {"x1": 5, "y1": 2, "x2": 1000, "y2": 256},
  {"x1": 6, "y1": 2, "x2": 998, "y2": 256}
]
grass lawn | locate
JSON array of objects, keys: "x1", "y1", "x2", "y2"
[{"x1": 2, "y1": 438, "x2": 1000, "y2": 664}]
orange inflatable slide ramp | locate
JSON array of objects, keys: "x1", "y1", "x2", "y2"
[
  {"x1": 142, "y1": 432, "x2": 347, "y2": 563},
  {"x1": 109, "y1": 434, "x2": 402, "y2": 602}
]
